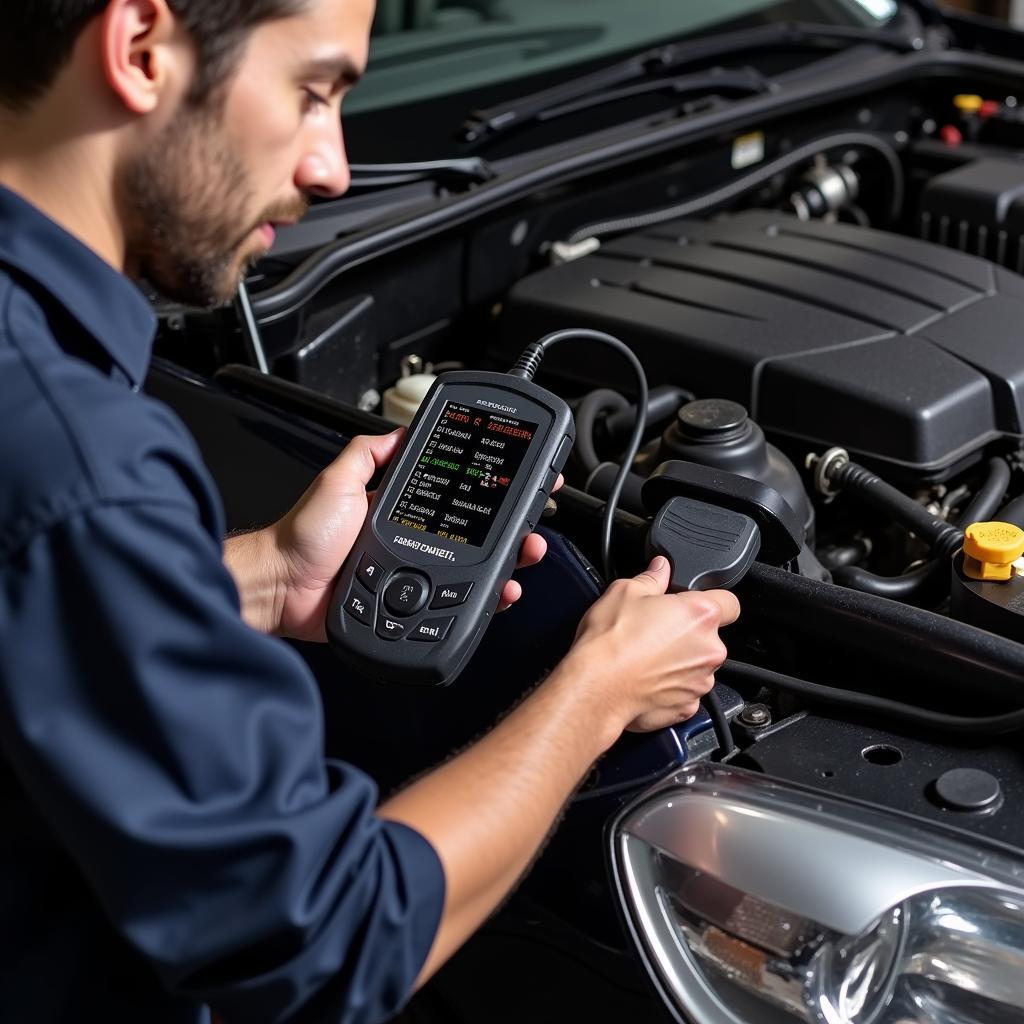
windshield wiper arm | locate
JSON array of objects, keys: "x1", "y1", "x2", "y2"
[
  {"x1": 461, "y1": 20, "x2": 923, "y2": 146},
  {"x1": 347, "y1": 157, "x2": 496, "y2": 192},
  {"x1": 527, "y1": 65, "x2": 773, "y2": 127}
]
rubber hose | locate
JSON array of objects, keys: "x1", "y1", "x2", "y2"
[
  {"x1": 830, "y1": 460, "x2": 963, "y2": 560},
  {"x1": 603, "y1": 386, "x2": 694, "y2": 444},
  {"x1": 830, "y1": 558, "x2": 949, "y2": 605},
  {"x1": 830, "y1": 458, "x2": 1009, "y2": 603},
  {"x1": 736, "y1": 562, "x2": 1024, "y2": 707},
  {"x1": 818, "y1": 540, "x2": 872, "y2": 571},
  {"x1": 997, "y1": 494, "x2": 1024, "y2": 529},
  {"x1": 956, "y1": 457, "x2": 1012, "y2": 528},
  {"x1": 573, "y1": 389, "x2": 629, "y2": 474}
]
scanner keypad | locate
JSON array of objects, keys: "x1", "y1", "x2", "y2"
[{"x1": 348, "y1": 554, "x2": 481, "y2": 647}]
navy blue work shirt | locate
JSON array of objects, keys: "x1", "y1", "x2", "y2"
[{"x1": 0, "y1": 186, "x2": 444, "y2": 1024}]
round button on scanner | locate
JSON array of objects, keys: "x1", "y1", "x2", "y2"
[{"x1": 383, "y1": 573, "x2": 431, "y2": 617}]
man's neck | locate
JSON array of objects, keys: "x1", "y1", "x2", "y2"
[{"x1": 0, "y1": 100, "x2": 127, "y2": 273}]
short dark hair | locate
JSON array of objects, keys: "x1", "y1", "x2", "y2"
[{"x1": 1, "y1": 0, "x2": 309, "y2": 112}]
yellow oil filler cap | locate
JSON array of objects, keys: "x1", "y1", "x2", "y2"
[
  {"x1": 953, "y1": 94, "x2": 984, "y2": 114},
  {"x1": 963, "y1": 521, "x2": 1024, "y2": 581}
]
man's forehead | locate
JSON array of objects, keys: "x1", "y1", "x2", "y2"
[{"x1": 268, "y1": 0, "x2": 375, "y2": 74}]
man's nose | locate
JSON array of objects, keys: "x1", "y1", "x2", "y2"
[{"x1": 295, "y1": 116, "x2": 351, "y2": 199}]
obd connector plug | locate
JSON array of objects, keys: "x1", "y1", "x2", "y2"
[{"x1": 647, "y1": 496, "x2": 761, "y2": 759}]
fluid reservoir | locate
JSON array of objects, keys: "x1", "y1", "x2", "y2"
[
  {"x1": 383, "y1": 372, "x2": 437, "y2": 426},
  {"x1": 950, "y1": 521, "x2": 1024, "y2": 642},
  {"x1": 658, "y1": 398, "x2": 814, "y2": 538}
]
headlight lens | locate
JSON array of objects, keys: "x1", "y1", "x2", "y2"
[{"x1": 611, "y1": 764, "x2": 1024, "y2": 1024}]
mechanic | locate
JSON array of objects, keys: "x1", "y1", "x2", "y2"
[{"x1": 0, "y1": 2, "x2": 739, "y2": 1022}]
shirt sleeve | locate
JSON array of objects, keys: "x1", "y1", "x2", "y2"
[{"x1": 0, "y1": 498, "x2": 445, "y2": 1024}]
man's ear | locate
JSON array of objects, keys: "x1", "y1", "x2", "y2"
[{"x1": 100, "y1": 0, "x2": 186, "y2": 115}]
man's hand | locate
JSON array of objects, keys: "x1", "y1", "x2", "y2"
[
  {"x1": 225, "y1": 431, "x2": 556, "y2": 642},
  {"x1": 563, "y1": 555, "x2": 740, "y2": 735}
]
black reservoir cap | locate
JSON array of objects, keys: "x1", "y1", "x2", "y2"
[{"x1": 675, "y1": 398, "x2": 749, "y2": 441}]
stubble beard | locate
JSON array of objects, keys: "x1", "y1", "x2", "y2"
[{"x1": 119, "y1": 104, "x2": 306, "y2": 309}]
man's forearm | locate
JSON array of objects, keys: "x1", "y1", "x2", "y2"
[
  {"x1": 223, "y1": 529, "x2": 286, "y2": 635},
  {"x1": 378, "y1": 656, "x2": 619, "y2": 987}
]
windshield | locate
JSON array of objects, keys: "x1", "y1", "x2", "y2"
[{"x1": 346, "y1": 0, "x2": 899, "y2": 120}]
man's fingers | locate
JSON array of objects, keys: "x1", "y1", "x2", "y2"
[
  {"x1": 516, "y1": 532, "x2": 547, "y2": 570},
  {"x1": 497, "y1": 579, "x2": 522, "y2": 613},
  {"x1": 630, "y1": 555, "x2": 671, "y2": 594},
  {"x1": 327, "y1": 429, "x2": 405, "y2": 489}
]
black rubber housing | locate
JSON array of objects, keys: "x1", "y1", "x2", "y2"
[{"x1": 642, "y1": 461, "x2": 804, "y2": 565}]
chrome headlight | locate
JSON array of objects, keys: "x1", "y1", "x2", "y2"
[{"x1": 611, "y1": 764, "x2": 1024, "y2": 1024}]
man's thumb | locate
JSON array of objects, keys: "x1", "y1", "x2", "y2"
[
  {"x1": 329, "y1": 429, "x2": 405, "y2": 488},
  {"x1": 633, "y1": 555, "x2": 671, "y2": 593}
]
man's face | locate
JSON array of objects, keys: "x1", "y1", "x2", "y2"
[{"x1": 121, "y1": 0, "x2": 374, "y2": 308}]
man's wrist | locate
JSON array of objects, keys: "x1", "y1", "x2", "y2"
[
  {"x1": 223, "y1": 528, "x2": 288, "y2": 635},
  {"x1": 541, "y1": 650, "x2": 627, "y2": 757}
]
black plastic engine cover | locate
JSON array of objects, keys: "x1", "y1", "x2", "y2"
[{"x1": 497, "y1": 210, "x2": 1024, "y2": 480}]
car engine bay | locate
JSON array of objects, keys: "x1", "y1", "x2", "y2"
[
  {"x1": 125, "y1": 6, "x2": 1024, "y2": 1020},
  {"x1": 150, "y1": 6, "x2": 1024, "y2": 904}
]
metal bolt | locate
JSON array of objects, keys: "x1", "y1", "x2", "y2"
[
  {"x1": 739, "y1": 703, "x2": 772, "y2": 728},
  {"x1": 400, "y1": 355, "x2": 424, "y2": 378}
]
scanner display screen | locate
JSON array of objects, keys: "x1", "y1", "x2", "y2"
[{"x1": 389, "y1": 401, "x2": 538, "y2": 547}]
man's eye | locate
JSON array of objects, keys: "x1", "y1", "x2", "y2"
[{"x1": 303, "y1": 89, "x2": 331, "y2": 111}]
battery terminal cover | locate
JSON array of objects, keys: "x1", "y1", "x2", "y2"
[{"x1": 962, "y1": 521, "x2": 1024, "y2": 581}]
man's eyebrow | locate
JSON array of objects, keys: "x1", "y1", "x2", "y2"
[{"x1": 299, "y1": 56, "x2": 363, "y2": 88}]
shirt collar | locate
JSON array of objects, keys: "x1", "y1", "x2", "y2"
[{"x1": 0, "y1": 185, "x2": 156, "y2": 388}]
